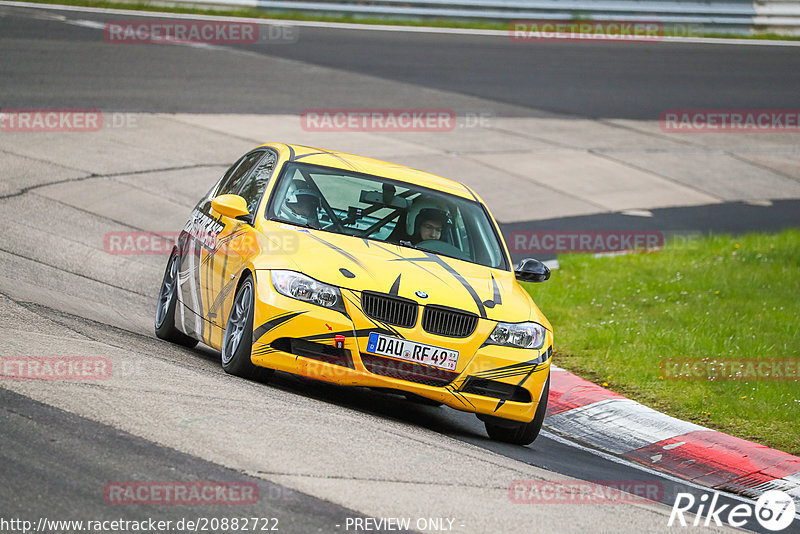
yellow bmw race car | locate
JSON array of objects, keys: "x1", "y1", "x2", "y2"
[{"x1": 155, "y1": 143, "x2": 553, "y2": 445}]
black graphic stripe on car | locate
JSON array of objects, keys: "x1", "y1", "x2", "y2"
[{"x1": 252, "y1": 311, "x2": 307, "y2": 344}]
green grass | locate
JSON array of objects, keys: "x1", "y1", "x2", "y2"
[
  {"x1": 525, "y1": 230, "x2": 800, "y2": 454},
  {"x1": 14, "y1": 0, "x2": 800, "y2": 41}
]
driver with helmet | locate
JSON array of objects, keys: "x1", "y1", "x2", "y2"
[
  {"x1": 406, "y1": 198, "x2": 450, "y2": 245},
  {"x1": 280, "y1": 179, "x2": 321, "y2": 226}
]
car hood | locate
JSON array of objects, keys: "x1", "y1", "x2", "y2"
[{"x1": 255, "y1": 223, "x2": 550, "y2": 326}]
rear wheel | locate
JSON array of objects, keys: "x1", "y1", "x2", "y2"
[
  {"x1": 221, "y1": 274, "x2": 273, "y2": 382},
  {"x1": 155, "y1": 252, "x2": 198, "y2": 348},
  {"x1": 481, "y1": 377, "x2": 549, "y2": 446}
]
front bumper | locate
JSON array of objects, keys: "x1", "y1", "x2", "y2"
[{"x1": 250, "y1": 271, "x2": 551, "y2": 422}]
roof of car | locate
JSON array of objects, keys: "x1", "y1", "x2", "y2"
[{"x1": 260, "y1": 142, "x2": 478, "y2": 201}]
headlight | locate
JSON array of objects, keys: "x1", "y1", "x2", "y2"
[
  {"x1": 270, "y1": 270, "x2": 345, "y2": 313},
  {"x1": 486, "y1": 322, "x2": 546, "y2": 350}
]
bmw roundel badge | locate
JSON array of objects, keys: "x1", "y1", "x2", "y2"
[{"x1": 415, "y1": 290, "x2": 429, "y2": 299}]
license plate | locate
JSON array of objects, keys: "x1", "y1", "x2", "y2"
[{"x1": 366, "y1": 332, "x2": 459, "y2": 371}]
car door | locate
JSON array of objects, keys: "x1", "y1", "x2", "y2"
[
  {"x1": 202, "y1": 149, "x2": 278, "y2": 348},
  {"x1": 176, "y1": 152, "x2": 253, "y2": 340}
]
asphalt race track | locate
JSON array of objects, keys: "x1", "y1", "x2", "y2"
[
  {"x1": 1, "y1": 3, "x2": 799, "y2": 533},
  {"x1": 2, "y1": 5, "x2": 800, "y2": 118}
]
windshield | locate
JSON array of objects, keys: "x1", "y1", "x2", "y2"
[{"x1": 266, "y1": 162, "x2": 509, "y2": 270}]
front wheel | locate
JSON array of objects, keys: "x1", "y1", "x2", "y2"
[
  {"x1": 221, "y1": 274, "x2": 273, "y2": 382},
  {"x1": 155, "y1": 252, "x2": 198, "y2": 348},
  {"x1": 481, "y1": 377, "x2": 549, "y2": 446}
]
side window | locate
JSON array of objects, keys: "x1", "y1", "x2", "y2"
[
  {"x1": 217, "y1": 151, "x2": 264, "y2": 197},
  {"x1": 213, "y1": 155, "x2": 248, "y2": 198},
  {"x1": 196, "y1": 156, "x2": 246, "y2": 212},
  {"x1": 236, "y1": 151, "x2": 278, "y2": 216}
]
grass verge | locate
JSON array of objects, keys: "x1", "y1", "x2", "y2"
[
  {"x1": 11, "y1": 0, "x2": 800, "y2": 41},
  {"x1": 526, "y1": 230, "x2": 800, "y2": 454}
]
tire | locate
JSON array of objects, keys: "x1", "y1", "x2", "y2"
[
  {"x1": 155, "y1": 252, "x2": 199, "y2": 348},
  {"x1": 221, "y1": 274, "x2": 273, "y2": 382},
  {"x1": 482, "y1": 377, "x2": 549, "y2": 446}
]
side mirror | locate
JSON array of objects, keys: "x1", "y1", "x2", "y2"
[
  {"x1": 211, "y1": 194, "x2": 251, "y2": 223},
  {"x1": 515, "y1": 258, "x2": 550, "y2": 283}
]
